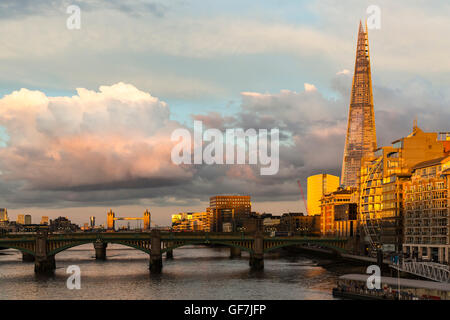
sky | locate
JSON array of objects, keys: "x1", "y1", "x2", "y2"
[{"x1": 0, "y1": 0, "x2": 450, "y2": 226}]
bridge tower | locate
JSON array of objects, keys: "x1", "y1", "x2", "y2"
[
  {"x1": 143, "y1": 210, "x2": 151, "y2": 230},
  {"x1": 107, "y1": 209, "x2": 115, "y2": 230}
]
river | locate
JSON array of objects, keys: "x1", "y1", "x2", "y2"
[{"x1": 0, "y1": 244, "x2": 344, "y2": 300}]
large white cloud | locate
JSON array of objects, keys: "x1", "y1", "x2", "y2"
[{"x1": 0, "y1": 83, "x2": 192, "y2": 191}]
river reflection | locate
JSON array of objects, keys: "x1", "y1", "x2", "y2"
[{"x1": 0, "y1": 244, "x2": 339, "y2": 300}]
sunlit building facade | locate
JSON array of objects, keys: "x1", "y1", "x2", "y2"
[
  {"x1": 319, "y1": 188, "x2": 356, "y2": 236},
  {"x1": 171, "y1": 211, "x2": 212, "y2": 232},
  {"x1": 403, "y1": 156, "x2": 450, "y2": 264},
  {"x1": 0, "y1": 208, "x2": 8, "y2": 222},
  {"x1": 307, "y1": 174, "x2": 340, "y2": 216},
  {"x1": 17, "y1": 214, "x2": 25, "y2": 225},
  {"x1": 359, "y1": 126, "x2": 450, "y2": 253},
  {"x1": 40, "y1": 216, "x2": 49, "y2": 225},
  {"x1": 209, "y1": 195, "x2": 251, "y2": 232},
  {"x1": 341, "y1": 22, "x2": 377, "y2": 188}
]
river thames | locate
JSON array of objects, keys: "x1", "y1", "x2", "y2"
[{"x1": 0, "y1": 244, "x2": 358, "y2": 300}]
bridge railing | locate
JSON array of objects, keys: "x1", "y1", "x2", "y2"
[{"x1": 391, "y1": 260, "x2": 450, "y2": 283}]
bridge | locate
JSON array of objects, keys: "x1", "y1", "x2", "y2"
[
  {"x1": 0, "y1": 230, "x2": 349, "y2": 274},
  {"x1": 107, "y1": 209, "x2": 151, "y2": 230},
  {"x1": 390, "y1": 260, "x2": 450, "y2": 283}
]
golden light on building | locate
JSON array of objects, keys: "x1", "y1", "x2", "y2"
[
  {"x1": 209, "y1": 195, "x2": 251, "y2": 232},
  {"x1": 171, "y1": 211, "x2": 212, "y2": 232},
  {"x1": 307, "y1": 174, "x2": 340, "y2": 216},
  {"x1": 402, "y1": 155, "x2": 450, "y2": 264},
  {"x1": 40, "y1": 216, "x2": 49, "y2": 225},
  {"x1": 341, "y1": 21, "x2": 377, "y2": 188},
  {"x1": 359, "y1": 125, "x2": 450, "y2": 252},
  {"x1": 319, "y1": 188, "x2": 356, "y2": 236}
]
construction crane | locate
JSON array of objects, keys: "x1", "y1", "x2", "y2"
[{"x1": 297, "y1": 180, "x2": 308, "y2": 215}]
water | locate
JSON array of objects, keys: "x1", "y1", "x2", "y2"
[{"x1": 0, "y1": 244, "x2": 340, "y2": 300}]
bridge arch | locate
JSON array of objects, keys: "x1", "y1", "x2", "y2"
[
  {"x1": 161, "y1": 240, "x2": 254, "y2": 254},
  {"x1": 48, "y1": 240, "x2": 151, "y2": 256},
  {"x1": 0, "y1": 245, "x2": 36, "y2": 256},
  {"x1": 263, "y1": 240, "x2": 347, "y2": 254}
]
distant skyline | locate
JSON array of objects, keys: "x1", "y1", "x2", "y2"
[{"x1": 1, "y1": 0, "x2": 450, "y2": 225}]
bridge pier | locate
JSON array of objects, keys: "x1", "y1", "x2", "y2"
[
  {"x1": 34, "y1": 230, "x2": 55, "y2": 274},
  {"x1": 149, "y1": 230, "x2": 162, "y2": 273},
  {"x1": 249, "y1": 253, "x2": 264, "y2": 270},
  {"x1": 166, "y1": 249, "x2": 173, "y2": 259},
  {"x1": 94, "y1": 241, "x2": 108, "y2": 260},
  {"x1": 22, "y1": 252, "x2": 35, "y2": 262},
  {"x1": 230, "y1": 247, "x2": 241, "y2": 258},
  {"x1": 35, "y1": 255, "x2": 56, "y2": 274},
  {"x1": 249, "y1": 232, "x2": 264, "y2": 270}
]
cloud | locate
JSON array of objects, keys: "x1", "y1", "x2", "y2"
[
  {"x1": 0, "y1": 73, "x2": 449, "y2": 223},
  {"x1": 336, "y1": 69, "x2": 350, "y2": 75},
  {"x1": 0, "y1": 83, "x2": 192, "y2": 195},
  {"x1": 304, "y1": 83, "x2": 317, "y2": 92},
  {"x1": 191, "y1": 72, "x2": 450, "y2": 206}
]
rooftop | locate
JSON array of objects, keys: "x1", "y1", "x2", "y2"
[{"x1": 411, "y1": 156, "x2": 449, "y2": 171}]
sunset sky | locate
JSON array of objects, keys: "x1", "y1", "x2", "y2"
[{"x1": 1, "y1": 0, "x2": 450, "y2": 225}]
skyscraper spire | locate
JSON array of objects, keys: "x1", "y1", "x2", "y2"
[{"x1": 341, "y1": 21, "x2": 377, "y2": 188}]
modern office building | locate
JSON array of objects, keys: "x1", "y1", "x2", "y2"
[
  {"x1": 262, "y1": 214, "x2": 281, "y2": 233},
  {"x1": 209, "y1": 195, "x2": 251, "y2": 232},
  {"x1": 89, "y1": 216, "x2": 95, "y2": 228},
  {"x1": 49, "y1": 216, "x2": 79, "y2": 232},
  {"x1": 17, "y1": 214, "x2": 25, "y2": 224},
  {"x1": 333, "y1": 203, "x2": 358, "y2": 238},
  {"x1": 403, "y1": 156, "x2": 450, "y2": 264},
  {"x1": 341, "y1": 21, "x2": 377, "y2": 188},
  {"x1": 191, "y1": 211, "x2": 211, "y2": 231},
  {"x1": 278, "y1": 212, "x2": 321, "y2": 235},
  {"x1": 359, "y1": 126, "x2": 450, "y2": 254},
  {"x1": 0, "y1": 208, "x2": 8, "y2": 222},
  {"x1": 319, "y1": 188, "x2": 356, "y2": 236},
  {"x1": 171, "y1": 211, "x2": 211, "y2": 232},
  {"x1": 307, "y1": 174, "x2": 340, "y2": 216},
  {"x1": 40, "y1": 216, "x2": 49, "y2": 225},
  {"x1": 24, "y1": 214, "x2": 32, "y2": 225}
]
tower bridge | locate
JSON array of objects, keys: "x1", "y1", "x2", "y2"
[
  {"x1": 0, "y1": 230, "x2": 349, "y2": 274},
  {"x1": 107, "y1": 209, "x2": 151, "y2": 230}
]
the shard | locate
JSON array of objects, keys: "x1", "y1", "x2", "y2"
[{"x1": 341, "y1": 21, "x2": 377, "y2": 188}]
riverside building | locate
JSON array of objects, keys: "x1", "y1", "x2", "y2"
[
  {"x1": 209, "y1": 195, "x2": 251, "y2": 232},
  {"x1": 359, "y1": 126, "x2": 450, "y2": 254},
  {"x1": 320, "y1": 188, "x2": 357, "y2": 237},
  {"x1": 403, "y1": 156, "x2": 450, "y2": 264},
  {"x1": 171, "y1": 212, "x2": 212, "y2": 232},
  {"x1": 307, "y1": 174, "x2": 339, "y2": 216}
]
